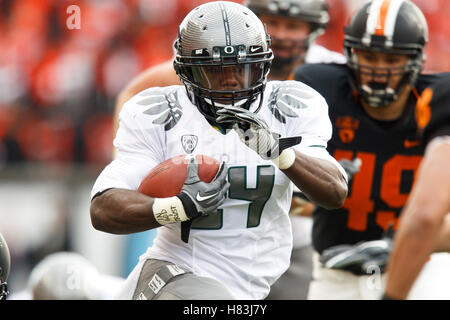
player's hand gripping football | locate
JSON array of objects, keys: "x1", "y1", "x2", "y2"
[
  {"x1": 176, "y1": 157, "x2": 229, "y2": 243},
  {"x1": 151, "y1": 157, "x2": 229, "y2": 243},
  {"x1": 177, "y1": 157, "x2": 230, "y2": 219},
  {"x1": 216, "y1": 106, "x2": 301, "y2": 161}
]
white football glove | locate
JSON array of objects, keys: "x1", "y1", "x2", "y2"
[
  {"x1": 338, "y1": 158, "x2": 362, "y2": 181},
  {"x1": 216, "y1": 105, "x2": 302, "y2": 161}
]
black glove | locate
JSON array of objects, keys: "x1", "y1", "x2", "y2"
[{"x1": 338, "y1": 158, "x2": 362, "y2": 181}]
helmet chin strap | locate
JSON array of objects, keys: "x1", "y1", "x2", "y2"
[{"x1": 203, "y1": 98, "x2": 249, "y2": 108}]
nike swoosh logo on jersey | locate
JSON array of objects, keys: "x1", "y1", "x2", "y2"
[
  {"x1": 250, "y1": 46, "x2": 260, "y2": 52},
  {"x1": 404, "y1": 139, "x2": 421, "y2": 148},
  {"x1": 196, "y1": 192, "x2": 218, "y2": 202}
]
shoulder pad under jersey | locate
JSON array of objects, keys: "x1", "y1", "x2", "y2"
[
  {"x1": 268, "y1": 80, "x2": 322, "y2": 124},
  {"x1": 133, "y1": 86, "x2": 183, "y2": 131}
]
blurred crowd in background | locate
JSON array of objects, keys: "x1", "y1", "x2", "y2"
[
  {"x1": 1, "y1": 0, "x2": 449, "y2": 168},
  {"x1": 0, "y1": 0, "x2": 449, "y2": 297}
]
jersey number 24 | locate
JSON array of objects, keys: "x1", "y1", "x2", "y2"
[{"x1": 191, "y1": 165, "x2": 276, "y2": 230}]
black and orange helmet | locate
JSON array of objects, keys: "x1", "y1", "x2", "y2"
[{"x1": 344, "y1": 0, "x2": 428, "y2": 107}]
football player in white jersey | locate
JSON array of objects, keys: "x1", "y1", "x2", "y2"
[
  {"x1": 92, "y1": 1, "x2": 347, "y2": 300},
  {"x1": 113, "y1": 0, "x2": 346, "y2": 300}
]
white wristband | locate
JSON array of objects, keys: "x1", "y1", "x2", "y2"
[
  {"x1": 272, "y1": 148, "x2": 296, "y2": 170},
  {"x1": 153, "y1": 196, "x2": 189, "y2": 225}
]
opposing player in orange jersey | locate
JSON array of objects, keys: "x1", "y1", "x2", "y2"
[{"x1": 295, "y1": 0, "x2": 450, "y2": 299}]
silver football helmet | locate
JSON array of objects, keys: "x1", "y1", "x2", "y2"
[
  {"x1": 174, "y1": 1, "x2": 273, "y2": 126},
  {"x1": 28, "y1": 252, "x2": 101, "y2": 300},
  {"x1": 0, "y1": 233, "x2": 10, "y2": 300}
]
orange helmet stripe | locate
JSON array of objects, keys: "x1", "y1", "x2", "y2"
[{"x1": 375, "y1": 0, "x2": 391, "y2": 36}]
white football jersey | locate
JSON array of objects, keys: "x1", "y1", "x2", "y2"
[{"x1": 91, "y1": 81, "x2": 345, "y2": 300}]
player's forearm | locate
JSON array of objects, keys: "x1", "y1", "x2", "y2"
[
  {"x1": 90, "y1": 188, "x2": 160, "y2": 234},
  {"x1": 282, "y1": 150, "x2": 347, "y2": 209},
  {"x1": 434, "y1": 214, "x2": 450, "y2": 252},
  {"x1": 385, "y1": 205, "x2": 441, "y2": 299},
  {"x1": 421, "y1": 144, "x2": 450, "y2": 252},
  {"x1": 385, "y1": 145, "x2": 450, "y2": 299}
]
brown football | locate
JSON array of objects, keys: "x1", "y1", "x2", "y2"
[{"x1": 137, "y1": 154, "x2": 220, "y2": 198}]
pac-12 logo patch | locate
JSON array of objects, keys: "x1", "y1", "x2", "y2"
[{"x1": 181, "y1": 135, "x2": 198, "y2": 154}]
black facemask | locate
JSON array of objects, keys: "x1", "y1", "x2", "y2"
[{"x1": 0, "y1": 282, "x2": 8, "y2": 300}]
